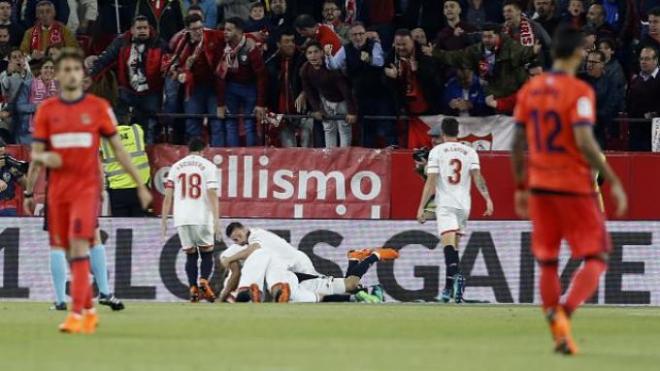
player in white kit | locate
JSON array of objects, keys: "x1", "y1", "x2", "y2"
[
  {"x1": 161, "y1": 138, "x2": 221, "y2": 303},
  {"x1": 416, "y1": 118, "x2": 494, "y2": 303}
]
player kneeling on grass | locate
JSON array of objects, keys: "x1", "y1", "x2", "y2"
[
  {"x1": 161, "y1": 138, "x2": 221, "y2": 303},
  {"x1": 416, "y1": 118, "x2": 494, "y2": 303},
  {"x1": 219, "y1": 242, "x2": 398, "y2": 303}
]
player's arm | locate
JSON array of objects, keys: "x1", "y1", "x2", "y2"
[
  {"x1": 416, "y1": 173, "x2": 437, "y2": 224},
  {"x1": 220, "y1": 243, "x2": 260, "y2": 268},
  {"x1": 22, "y1": 153, "x2": 42, "y2": 215},
  {"x1": 106, "y1": 134, "x2": 153, "y2": 210},
  {"x1": 218, "y1": 261, "x2": 240, "y2": 302},
  {"x1": 160, "y1": 187, "x2": 174, "y2": 240},
  {"x1": 510, "y1": 125, "x2": 529, "y2": 218},
  {"x1": 207, "y1": 185, "x2": 221, "y2": 240},
  {"x1": 573, "y1": 126, "x2": 628, "y2": 216},
  {"x1": 470, "y1": 169, "x2": 494, "y2": 216}
]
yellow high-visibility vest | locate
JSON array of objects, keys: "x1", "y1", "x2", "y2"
[{"x1": 100, "y1": 124, "x2": 151, "y2": 189}]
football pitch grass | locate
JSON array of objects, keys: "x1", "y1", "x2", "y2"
[{"x1": 1, "y1": 302, "x2": 659, "y2": 371}]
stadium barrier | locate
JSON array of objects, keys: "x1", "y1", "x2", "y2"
[{"x1": 1, "y1": 218, "x2": 659, "y2": 304}]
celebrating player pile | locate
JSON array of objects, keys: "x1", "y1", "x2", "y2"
[
  {"x1": 511, "y1": 27, "x2": 628, "y2": 355},
  {"x1": 27, "y1": 49, "x2": 152, "y2": 334}
]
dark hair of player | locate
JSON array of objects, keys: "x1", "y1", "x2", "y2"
[
  {"x1": 54, "y1": 47, "x2": 84, "y2": 68},
  {"x1": 225, "y1": 222, "x2": 244, "y2": 238},
  {"x1": 551, "y1": 26, "x2": 584, "y2": 59},
  {"x1": 294, "y1": 14, "x2": 316, "y2": 29},
  {"x1": 441, "y1": 118, "x2": 459, "y2": 137},
  {"x1": 225, "y1": 16, "x2": 245, "y2": 31},
  {"x1": 188, "y1": 138, "x2": 206, "y2": 152},
  {"x1": 184, "y1": 13, "x2": 203, "y2": 27}
]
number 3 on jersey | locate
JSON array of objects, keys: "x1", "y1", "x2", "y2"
[
  {"x1": 178, "y1": 173, "x2": 202, "y2": 199},
  {"x1": 448, "y1": 159, "x2": 462, "y2": 184}
]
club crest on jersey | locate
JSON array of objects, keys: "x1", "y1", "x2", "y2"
[{"x1": 81, "y1": 113, "x2": 92, "y2": 125}]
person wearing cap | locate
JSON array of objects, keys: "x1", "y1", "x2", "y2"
[{"x1": 0, "y1": 138, "x2": 27, "y2": 216}]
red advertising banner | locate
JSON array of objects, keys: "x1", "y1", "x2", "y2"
[{"x1": 148, "y1": 145, "x2": 391, "y2": 219}]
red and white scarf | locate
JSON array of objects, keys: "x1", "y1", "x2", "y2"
[
  {"x1": 217, "y1": 35, "x2": 247, "y2": 79},
  {"x1": 168, "y1": 31, "x2": 205, "y2": 98},
  {"x1": 345, "y1": 0, "x2": 356, "y2": 24},
  {"x1": 503, "y1": 17, "x2": 536, "y2": 47},
  {"x1": 30, "y1": 22, "x2": 63, "y2": 51},
  {"x1": 28, "y1": 78, "x2": 59, "y2": 131}
]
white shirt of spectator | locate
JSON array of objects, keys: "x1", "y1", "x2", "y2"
[
  {"x1": 426, "y1": 141, "x2": 480, "y2": 211},
  {"x1": 165, "y1": 154, "x2": 219, "y2": 228}
]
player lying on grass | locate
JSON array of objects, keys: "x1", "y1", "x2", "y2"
[{"x1": 219, "y1": 243, "x2": 398, "y2": 303}]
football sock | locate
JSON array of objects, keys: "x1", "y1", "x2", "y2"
[
  {"x1": 348, "y1": 254, "x2": 379, "y2": 278},
  {"x1": 89, "y1": 244, "x2": 110, "y2": 296},
  {"x1": 199, "y1": 251, "x2": 214, "y2": 280},
  {"x1": 185, "y1": 250, "x2": 200, "y2": 287},
  {"x1": 538, "y1": 261, "x2": 560, "y2": 311},
  {"x1": 70, "y1": 257, "x2": 91, "y2": 315},
  {"x1": 321, "y1": 294, "x2": 351, "y2": 302},
  {"x1": 444, "y1": 246, "x2": 459, "y2": 290},
  {"x1": 564, "y1": 258, "x2": 607, "y2": 316},
  {"x1": 49, "y1": 249, "x2": 68, "y2": 304},
  {"x1": 346, "y1": 259, "x2": 358, "y2": 277}
]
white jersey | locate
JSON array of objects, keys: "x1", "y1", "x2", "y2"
[
  {"x1": 426, "y1": 141, "x2": 480, "y2": 211},
  {"x1": 165, "y1": 154, "x2": 219, "y2": 227},
  {"x1": 247, "y1": 227, "x2": 317, "y2": 274}
]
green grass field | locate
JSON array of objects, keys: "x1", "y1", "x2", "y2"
[{"x1": 1, "y1": 302, "x2": 659, "y2": 371}]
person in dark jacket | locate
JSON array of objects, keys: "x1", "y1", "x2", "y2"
[
  {"x1": 88, "y1": 16, "x2": 167, "y2": 144},
  {"x1": 135, "y1": 0, "x2": 184, "y2": 44},
  {"x1": 326, "y1": 22, "x2": 397, "y2": 147},
  {"x1": 627, "y1": 46, "x2": 660, "y2": 151}
]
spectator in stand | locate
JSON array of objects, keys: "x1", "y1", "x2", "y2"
[
  {"x1": 266, "y1": 0, "x2": 296, "y2": 56},
  {"x1": 502, "y1": 0, "x2": 551, "y2": 65},
  {"x1": 586, "y1": 3, "x2": 617, "y2": 40},
  {"x1": 166, "y1": 14, "x2": 223, "y2": 145},
  {"x1": 0, "y1": 0, "x2": 24, "y2": 47},
  {"x1": 67, "y1": 0, "x2": 98, "y2": 34},
  {"x1": 434, "y1": 0, "x2": 477, "y2": 52},
  {"x1": 638, "y1": 7, "x2": 660, "y2": 55},
  {"x1": 0, "y1": 48, "x2": 31, "y2": 141},
  {"x1": 219, "y1": 0, "x2": 252, "y2": 20},
  {"x1": 326, "y1": 22, "x2": 397, "y2": 147},
  {"x1": 300, "y1": 42, "x2": 357, "y2": 148},
  {"x1": 432, "y1": 23, "x2": 539, "y2": 100},
  {"x1": 442, "y1": 65, "x2": 489, "y2": 117},
  {"x1": 531, "y1": 0, "x2": 560, "y2": 37},
  {"x1": 562, "y1": 0, "x2": 587, "y2": 29},
  {"x1": 183, "y1": 0, "x2": 217, "y2": 28},
  {"x1": 217, "y1": 17, "x2": 268, "y2": 147},
  {"x1": 411, "y1": 28, "x2": 429, "y2": 48},
  {"x1": 22, "y1": 0, "x2": 69, "y2": 29},
  {"x1": 265, "y1": 29, "x2": 311, "y2": 147},
  {"x1": 485, "y1": 62, "x2": 543, "y2": 113},
  {"x1": 598, "y1": 38, "x2": 626, "y2": 114},
  {"x1": 322, "y1": 1, "x2": 349, "y2": 44},
  {"x1": 0, "y1": 26, "x2": 12, "y2": 72},
  {"x1": 0, "y1": 138, "x2": 27, "y2": 216},
  {"x1": 20, "y1": 1, "x2": 78, "y2": 66},
  {"x1": 245, "y1": 2, "x2": 269, "y2": 34},
  {"x1": 361, "y1": 0, "x2": 395, "y2": 52},
  {"x1": 627, "y1": 47, "x2": 660, "y2": 151},
  {"x1": 581, "y1": 50, "x2": 620, "y2": 148},
  {"x1": 135, "y1": 0, "x2": 185, "y2": 44},
  {"x1": 15, "y1": 58, "x2": 57, "y2": 144},
  {"x1": 87, "y1": 15, "x2": 167, "y2": 144},
  {"x1": 386, "y1": 29, "x2": 444, "y2": 116},
  {"x1": 295, "y1": 14, "x2": 342, "y2": 56},
  {"x1": 464, "y1": 0, "x2": 505, "y2": 28}
]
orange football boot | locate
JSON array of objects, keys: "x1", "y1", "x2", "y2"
[
  {"x1": 347, "y1": 249, "x2": 373, "y2": 261},
  {"x1": 190, "y1": 286, "x2": 200, "y2": 303},
  {"x1": 199, "y1": 279, "x2": 216, "y2": 303},
  {"x1": 547, "y1": 306, "x2": 579, "y2": 355},
  {"x1": 374, "y1": 248, "x2": 400, "y2": 261},
  {"x1": 271, "y1": 283, "x2": 291, "y2": 303},
  {"x1": 58, "y1": 312, "x2": 84, "y2": 334},
  {"x1": 249, "y1": 283, "x2": 262, "y2": 303},
  {"x1": 82, "y1": 309, "x2": 99, "y2": 334}
]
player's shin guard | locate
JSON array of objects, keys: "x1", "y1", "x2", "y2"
[
  {"x1": 538, "y1": 260, "x2": 561, "y2": 311},
  {"x1": 70, "y1": 257, "x2": 91, "y2": 314},
  {"x1": 443, "y1": 246, "x2": 459, "y2": 290},
  {"x1": 199, "y1": 250, "x2": 214, "y2": 280},
  {"x1": 185, "y1": 250, "x2": 200, "y2": 287},
  {"x1": 89, "y1": 244, "x2": 110, "y2": 296},
  {"x1": 49, "y1": 249, "x2": 68, "y2": 304},
  {"x1": 564, "y1": 257, "x2": 607, "y2": 316}
]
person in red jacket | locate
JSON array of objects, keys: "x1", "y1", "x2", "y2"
[
  {"x1": 87, "y1": 15, "x2": 168, "y2": 143},
  {"x1": 294, "y1": 13, "x2": 342, "y2": 56}
]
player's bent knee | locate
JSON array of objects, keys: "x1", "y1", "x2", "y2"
[
  {"x1": 199, "y1": 245, "x2": 214, "y2": 253},
  {"x1": 183, "y1": 247, "x2": 198, "y2": 255},
  {"x1": 344, "y1": 276, "x2": 360, "y2": 293}
]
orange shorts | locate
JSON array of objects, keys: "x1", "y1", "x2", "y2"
[
  {"x1": 46, "y1": 197, "x2": 99, "y2": 248},
  {"x1": 529, "y1": 191, "x2": 611, "y2": 261}
]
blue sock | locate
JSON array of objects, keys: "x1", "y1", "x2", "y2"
[
  {"x1": 90, "y1": 244, "x2": 110, "y2": 296},
  {"x1": 49, "y1": 249, "x2": 67, "y2": 304}
]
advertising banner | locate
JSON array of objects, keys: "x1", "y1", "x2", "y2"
[{"x1": 1, "y1": 218, "x2": 658, "y2": 305}]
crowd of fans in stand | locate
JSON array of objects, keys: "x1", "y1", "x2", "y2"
[{"x1": 0, "y1": 0, "x2": 657, "y2": 150}]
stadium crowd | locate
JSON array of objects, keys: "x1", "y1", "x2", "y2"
[{"x1": 0, "y1": 0, "x2": 657, "y2": 151}]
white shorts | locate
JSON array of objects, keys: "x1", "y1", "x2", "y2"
[
  {"x1": 177, "y1": 225, "x2": 214, "y2": 250},
  {"x1": 290, "y1": 251, "x2": 318, "y2": 275},
  {"x1": 436, "y1": 207, "x2": 468, "y2": 236},
  {"x1": 300, "y1": 276, "x2": 346, "y2": 297}
]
